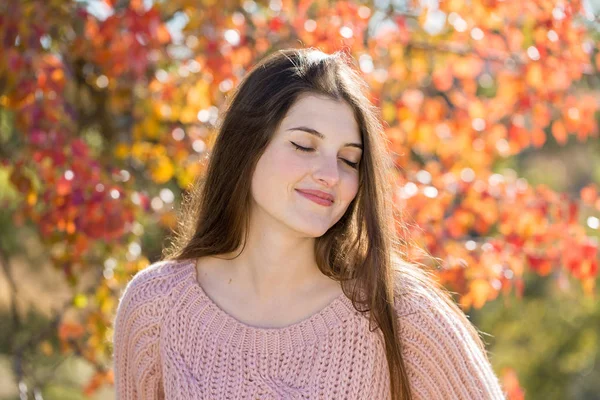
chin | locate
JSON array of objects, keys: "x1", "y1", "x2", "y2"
[
  {"x1": 288, "y1": 217, "x2": 338, "y2": 238},
  {"x1": 292, "y1": 225, "x2": 329, "y2": 238}
]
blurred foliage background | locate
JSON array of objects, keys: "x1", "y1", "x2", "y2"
[{"x1": 1, "y1": 0, "x2": 599, "y2": 399}]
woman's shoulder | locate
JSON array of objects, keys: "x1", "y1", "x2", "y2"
[
  {"x1": 390, "y1": 257, "x2": 479, "y2": 338},
  {"x1": 124, "y1": 258, "x2": 190, "y2": 289},
  {"x1": 115, "y1": 259, "x2": 195, "y2": 318},
  {"x1": 391, "y1": 258, "x2": 448, "y2": 315}
]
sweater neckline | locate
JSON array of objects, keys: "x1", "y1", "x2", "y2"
[{"x1": 180, "y1": 259, "x2": 355, "y2": 336}]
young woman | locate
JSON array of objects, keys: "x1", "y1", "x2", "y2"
[{"x1": 113, "y1": 48, "x2": 507, "y2": 400}]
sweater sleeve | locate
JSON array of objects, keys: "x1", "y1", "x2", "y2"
[
  {"x1": 112, "y1": 263, "x2": 172, "y2": 400},
  {"x1": 395, "y1": 278, "x2": 507, "y2": 400}
]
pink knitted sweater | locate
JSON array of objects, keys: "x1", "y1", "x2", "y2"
[{"x1": 112, "y1": 259, "x2": 506, "y2": 399}]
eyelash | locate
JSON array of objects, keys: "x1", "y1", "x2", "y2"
[{"x1": 290, "y1": 142, "x2": 359, "y2": 169}]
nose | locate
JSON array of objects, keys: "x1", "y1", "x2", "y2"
[{"x1": 312, "y1": 155, "x2": 339, "y2": 187}]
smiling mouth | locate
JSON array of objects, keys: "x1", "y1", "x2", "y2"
[{"x1": 295, "y1": 189, "x2": 335, "y2": 207}]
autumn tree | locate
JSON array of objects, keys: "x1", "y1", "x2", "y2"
[{"x1": 0, "y1": 0, "x2": 598, "y2": 397}]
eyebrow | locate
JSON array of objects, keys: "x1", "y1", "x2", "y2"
[{"x1": 286, "y1": 126, "x2": 363, "y2": 150}]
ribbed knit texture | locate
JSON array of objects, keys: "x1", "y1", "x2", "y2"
[{"x1": 112, "y1": 259, "x2": 507, "y2": 399}]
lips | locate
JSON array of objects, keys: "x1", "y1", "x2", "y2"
[{"x1": 295, "y1": 188, "x2": 335, "y2": 205}]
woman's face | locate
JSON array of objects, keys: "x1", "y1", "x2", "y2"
[{"x1": 250, "y1": 93, "x2": 362, "y2": 237}]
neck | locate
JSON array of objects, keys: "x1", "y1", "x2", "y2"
[{"x1": 216, "y1": 218, "x2": 325, "y2": 302}]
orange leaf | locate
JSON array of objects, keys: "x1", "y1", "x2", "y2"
[
  {"x1": 526, "y1": 64, "x2": 543, "y2": 89},
  {"x1": 401, "y1": 89, "x2": 424, "y2": 113},
  {"x1": 469, "y1": 279, "x2": 491, "y2": 309},
  {"x1": 508, "y1": 124, "x2": 530, "y2": 151},
  {"x1": 39, "y1": 340, "x2": 54, "y2": 356},
  {"x1": 501, "y1": 368, "x2": 525, "y2": 400},
  {"x1": 58, "y1": 321, "x2": 85, "y2": 341},
  {"x1": 527, "y1": 254, "x2": 553, "y2": 276},
  {"x1": 551, "y1": 120, "x2": 567, "y2": 145},
  {"x1": 432, "y1": 66, "x2": 453, "y2": 91},
  {"x1": 580, "y1": 185, "x2": 598, "y2": 205},
  {"x1": 156, "y1": 24, "x2": 171, "y2": 44},
  {"x1": 84, "y1": 371, "x2": 113, "y2": 396},
  {"x1": 130, "y1": 0, "x2": 144, "y2": 12},
  {"x1": 531, "y1": 127, "x2": 546, "y2": 148},
  {"x1": 532, "y1": 103, "x2": 551, "y2": 128},
  {"x1": 452, "y1": 56, "x2": 484, "y2": 79}
]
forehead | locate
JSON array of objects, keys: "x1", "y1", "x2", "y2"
[{"x1": 281, "y1": 94, "x2": 361, "y2": 142}]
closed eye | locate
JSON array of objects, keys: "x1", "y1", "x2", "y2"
[
  {"x1": 290, "y1": 142, "x2": 314, "y2": 152},
  {"x1": 343, "y1": 160, "x2": 359, "y2": 169},
  {"x1": 291, "y1": 142, "x2": 359, "y2": 169}
]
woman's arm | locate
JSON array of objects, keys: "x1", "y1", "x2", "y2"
[
  {"x1": 113, "y1": 264, "x2": 170, "y2": 400},
  {"x1": 395, "y1": 279, "x2": 507, "y2": 400}
]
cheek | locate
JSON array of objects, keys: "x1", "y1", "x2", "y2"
[
  {"x1": 254, "y1": 147, "x2": 306, "y2": 189},
  {"x1": 341, "y1": 175, "x2": 359, "y2": 203},
  {"x1": 271, "y1": 149, "x2": 308, "y2": 178}
]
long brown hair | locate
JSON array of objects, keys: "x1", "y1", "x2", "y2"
[{"x1": 163, "y1": 48, "x2": 489, "y2": 400}]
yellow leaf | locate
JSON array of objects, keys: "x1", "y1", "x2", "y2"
[
  {"x1": 453, "y1": 56, "x2": 483, "y2": 79},
  {"x1": 114, "y1": 143, "x2": 130, "y2": 160},
  {"x1": 177, "y1": 162, "x2": 202, "y2": 189},
  {"x1": 180, "y1": 106, "x2": 198, "y2": 124},
  {"x1": 73, "y1": 294, "x2": 88, "y2": 309},
  {"x1": 131, "y1": 142, "x2": 151, "y2": 161},
  {"x1": 582, "y1": 277, "x2": 596, "y2": 297},
  {"x1": 150, "y1": 156, "x2": 174, "y2": 183},
  {"x1": 143, "y1": 118, "x2": 161, "y2": 140},
  {"x1": 382, "y1": 101, "x2": 396, "y2": 123},
  {"x1": 100, "y1": 297, "x2": 115, "y2": 315},
  {"x1": 187, "y1": 81, "x2": 211, "y2": 109},
  {"x1": 468, "y1": 99, "x2": 485, "y2": 119}
]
